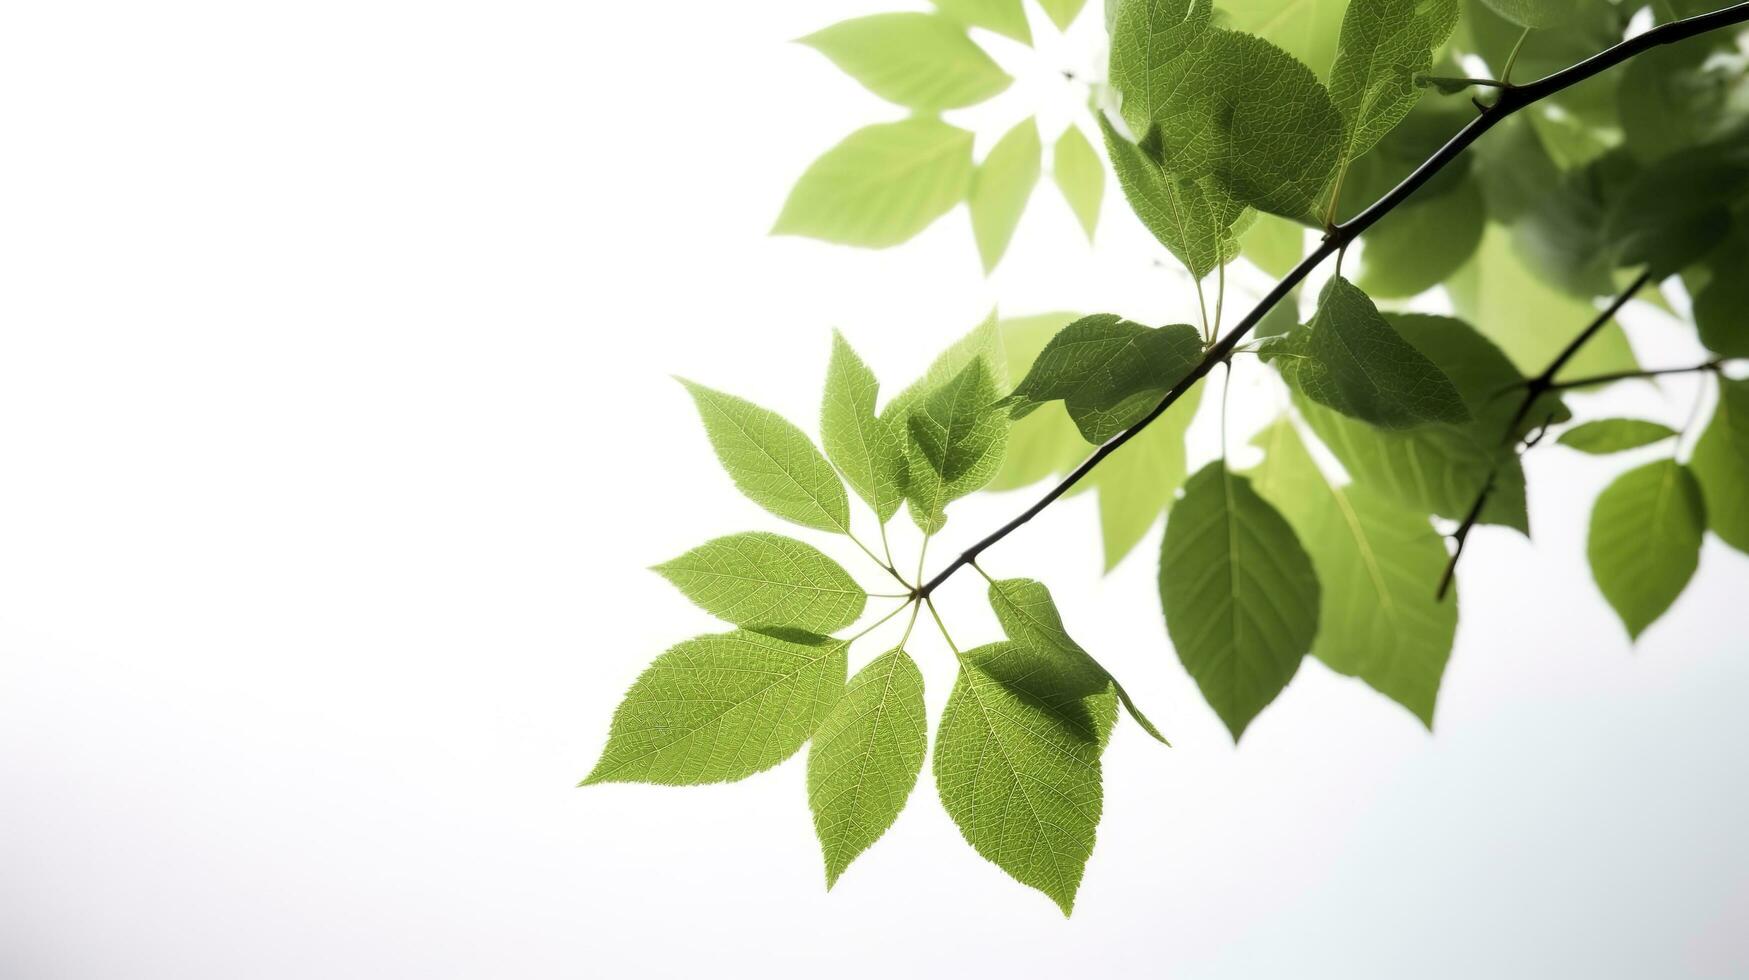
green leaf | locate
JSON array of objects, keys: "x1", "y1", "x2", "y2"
[
  {"x1": 1603, "y1": 140, "x2": 1749, "y2": 279},
  {"x1": 1448, "y1": 224, "x2": 1639, "y2": 382},
  {"x1": 1221, "y1": 0, "x2": 1350, "y2": 81},
  {"x1": 1356, "y1": 174, "x2": 1485, "y2": 298},
  {"x1": 1557, "y1": 419, "x2": 1680, "y2": 455},
  {"x1": 653, "y1": 533, "x2": 867, "y2": 634},
  {"x1": 1084, "y1": 378, "x2": 1204, "y2": 568},
  {"x1": 1242, "y1": 213, "x2": 1306, "y2": 278},
  {"x1": 1053, "y1": 125, "x2": 1105, "y2": 241},
  {"x1": 1328, "y1": 0, "x2": 1459, "y2": 164},
  {"x1": 1109, "y1": 0, "x2": 1216, "y2": 135},
  {"x1": 1149, "y1": 29, "x2": 1346, "y2": 222},
  {"x1": 970, "y1": 119, "x2": 1043, "y2": 273},
  {"x1": 1461, "y1": 0, "x2": 1627, "y2": 124},
  {"x1": 1248, "y1": 419, "x2": 1455, "y2": 726},
  {"x1": 1694, "y1": 233, "x2": 1749, "y2": 359},
  {"x1": 1099, "y1": 115, "x2": 1244, "y2": 279},
  {"x1": 774, "y1": 119, "x2": 975, "y2": 248},
  {"x1": 822, "y1": 332, "x2": 908, "y2": 523},
  {"x1": 933, "y1": 0, "x2": 1033, "y2": 43},
  {"x1": 989, "y1": 313, "x2": 1093, "y2": 491},
  {"x1": 1618, "y1": 36, "x2": 1749, "y2": 165},
  {"x1": 681, "y1": 379, "x2": 851, "y2": 534},
  {"x1": 1159, "y1": 461, "x2": 1321, "y2": 740},
  {"x1": 1690, "y1": 377, "x2": 1749, "y2": 554},
  {"x1": 935, "y1": 641, "x2": 1108, "y2": 915},
  {"x1": 1037, "y1": 0, "x2": 1090, "y2": 29},
  {"x1": 583, "y1": 630, "x2": 847, "y2": 785},
  {"x1": 807, "y1": 648, "x2": 927, "y2": 887},
  {"x1": 988, "y1": 577, "x2": 1167, "y2": 743},
  {"x1": 1587, "y1": 460, "x2": 1707, "y2": 640},
  {"x1": 1476, "y1": 0, "x2": 1582, "y2": 29},
  {"x1": 1275, "y1": 276, "x2": 1471, "y2": 429},
  {"x1": 798, "y1": 13, "x2": 1012, "y2": 111},
  {"x1": 905, "y1": 358, "x2": 1009, "y2": 528},
  {"x1": 1004, "y1": 314, "x2": 1204, "y2": 443},
  {"x1": 881, "y1": 317, "x2": 1009, "y2": 531}
]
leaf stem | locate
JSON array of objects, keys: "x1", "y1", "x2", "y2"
[
  {"x1": 912, "y1": 2, "x2": 1749, "y2": 601},
  {"x1": 924, "y1": 596, "x2": 962, "y2": 659},
  {"x1": 850, "y1": 530, "x2": 912, "y2": 590},
  {"x1": 1500, "y1": 27, "x2": 1533, "y2": 86},
  {"x1": 845, "y1": 598, "x2": 918, "y2": 644}
]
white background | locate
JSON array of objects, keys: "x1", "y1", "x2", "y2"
[{"x1": 3, "y1": 2, "x2": 1747, "y2": 978}]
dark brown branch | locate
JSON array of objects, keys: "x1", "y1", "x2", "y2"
[
  {"x1": 918, "y1": 2, "x2": 1749, "y2": 599},
  {"x1": 1546, "y1": 359, "x2": 1729, "y2": 391}
]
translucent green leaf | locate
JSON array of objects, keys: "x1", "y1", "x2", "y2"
[
  {"x1": 970, "y1": 118, "x2": 1043, "y2": 273},
  {"x1": 1618, "y1": 36, "x2": 1749, "y2": 165},
  {"x1": 1159, "y1": 461, "x2": 1321, "y2": 740},
  {"x1": 935, "y1": 641, "x2": 1107, "y2": 915},
  {"x1": 1690, "y1": 377, "x2": 1749, "y2": 554},
  {"x1": 882, "y1": 317, "x2": 1008, "y2": 531},
  {"x1": 653, "y1": 533, "x2": 867, "y2": 634},
  {"x1": 1099, "y1": 115, "x2": 1244, "y2": 279},
  {"x1": 807, "y1": 648, "x2": 927, "y2": 887},
  {"x1": 1603, "y1": 140, "x2": 1749, "y2": 279},
  {"x1": 1587, "y1": 460, "x2": 1707, "y2": 640},
  {"x1": 1448, "y1": 225, "x2": 1639, "y2": 381},
  {"x1": 798, "y1": 13, "x2": 1012, "y2": 111},
  {"x1": 1037, "y1": 0, "x2": 1091, "y2": 29},
  {"x1": 933, "y1": 0, "x2": 1033, "y2": 43},
  {"x1": 1556, "y1": 419, "x2": 1680, "y2": 455},
  {"x1": 681, "y1": 379, "x2": 851, "y2": 534},
  {"x1": 1149, "y1": 30, "x2": 1345, "y2": 221},
  {"x1": 1356, "y1": 173, "x2": 1485, "y2": 298},
  {"x1": 774, "y1": 119, "x2": 975, "y2": 248},
  {"x1": 1003, "y1": 314, "x2": 1204, "y2": 443},
  {"x1": 1220, "y1": 0, "x2": 1349, "y2": 81},
  {"x1": 1248, "y1": 419, "x2": 1455, "y2": 726},
  {"x1": 583, "y1": 631, "x2": 847, "y2": 785},
  {"x1": 1477, "y1": 0, "x2": 1582, "y2": 29},
  {"x1": 1242, "y1": 213, "x2": 1306, "y2": 278},
  {"x1": 1053, "y1": 125, "x2": 1105, "y2": 241},
  {"x1": 989, "y1": 313, "x2": 1091, "y2": 491},
  {"x1": 1274, "y1": 276, "x2": 1471, "y2": 429},
  {"x1": 822, "y1": 332, "x2": 908, "y2": 524},
  {"x1": 1109, "y1": 0, "x2": 1216, "y2": 136},
  {"x1": 1694, "y1": 235, "x2": 1749, "y2": 359},
  {"x1": 905, "y1": 359, "x2": 1009, "y2": 529},
  {"x1": 1084, "y1": 378, "x2": 1204, "y2": 568},
  {"x1": 989, "y1": 578, "x2": 1167, "y2": 743},
  {"x1": 1509, "y1": 152, "x2": 1631, "y2": 299},
  {"x1": 1328, "y1": 0, "x2": 1459, "y2": 163}
]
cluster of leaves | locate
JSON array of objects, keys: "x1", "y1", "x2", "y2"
[
  {"x1": 774, "y1": 0, "x2": 1108, "y2": 271},
  {"x1": 588, "y1": 0, "x2": 1749, "y2": 913}
]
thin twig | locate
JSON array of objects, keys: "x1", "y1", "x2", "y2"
[{"x1": 1544, "y1": 359, "x2": 1727, "y2": 392}]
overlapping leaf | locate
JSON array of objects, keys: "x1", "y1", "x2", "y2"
[
  {"x1": 1328, "y1": 0, "x2": 1459, "y2": 164},
  {"x1": 1557, "y1": 419, "x2": 1679, "y2": 455},
  {"x1": 1002, "y1": 314, "x2": 1204, "y2": 443},
  {"x1": 822, "y1": 332, "x2": 908, "y2": 523},
  {"x1": 1100, "y1": 115, "x2": 1244, "y2": 279}
]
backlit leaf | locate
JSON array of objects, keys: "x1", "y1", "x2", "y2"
[
  {"x1": 1084, "y1": 378, "x2": 1205, "y2": 568},
  {"x1": 1004, "y1": 314, "x2": 1204, "y2": 443},
  {"x1": 1587, "y1": 460, "x2": 1706, "y2": 639},
  {"x1": 822, "y1": 332, "x2": 908, "y2": 523},
  {"x1": 1556, "y1": 418, "x2": 1679, "y2": 455},
  {"x1": 1356, "y1": 175, "x2": 1485, "y2": 298},
  {"x1": 1038, "y1": 0, "x2": 1091, "y2": 29},
  {"x1": 1478, "y1": 0, "x2": 1583, "y2": 29},
  {"x1": 654, "y1": 533, "x2": 866, "y2": 634},
  {"x1": 798, "y1": 13, "x2": 1012, "y2": 111},
  {"x1": 1109, "y1": 0, "x2": 1216, "y2": 135},
  {"x1": 1690, "y1": 377, "x2": 1749, "y2": 554},
  {"x1": 970, "y1": 118, "x2": 1043, "y2": 273},
  {"x1": 933, "y1": 0, "x2": 1033, "y2": 43},
  {"x1": 774, "y1": 119, "x2": 975, "y2": 248},
  {"x1": 681, "y1": 379, "x2": 851, "y2": 534},
  {"x1": 1328, "y1": 0, "x2": 1459, "y2": 163},
  {"x1": 989, "y1": 312, "x2": 1091, "y2": 491},
  {"x1": 1220, "y1": 0, "x2": 1350, "y2": 80},
  {"x1": 1054, "y1": 125, "x2": 1106, "y2": 241},
  {"x1": 1100, "y1": 114, "x2": 1244, "y2": 279}
]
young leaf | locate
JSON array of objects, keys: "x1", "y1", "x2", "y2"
[
  {"x1": 681, "y1": 379, "x2": 851, "y2": 534},
  {"x1": 822, "y1": 332, "x2": 907, "y2": 523},
  {"x1": 653, "y1": 532, "x2": 867, "y2": 635},
  {"x1": 1148, "y1": 29, "x2": 1345, "y2": 222},
  {"x1": 1690, "y1": 377, "x2": 1749, "y2": 554},
  {"x1": 1159, "y1": 461, "x2": 1321, "y2": 740},
  {"x1": 1099, "y1": 115, "x2": 1244, "y2": 279},
  {"x1": 583, "y1": 631, "x2": 847, "y2": 786},
  {"x1": 1355, "y1": 177, "x2": 1486, "y2": 298},
  {"x1": 1248, "y1": 419, "x2": 1455, "y2": 727},
  {"x1": 1278, "y1": 276, "x2": 1471, "y2": 429},
  {"x1": 988, "y1": 577, "x2": 1166, "y2": 743},
  {"x1": 932, "y1": 0, "x2": 1032, "y2": 44},
  {"x1": 1053, "y1": 125, "x2": 1105, "y2": 242},
  {"x1": 807, "y1": 648, "x2": 927, "y2": 888},
  {"x1": 1003, "y1": 314, "x2": 1204, "y2": 443},
  {"x1": 774, "y1": 119, "x2": 975, "y2": 248},
  {"x1": 1328, "y1": 0, "x2": 1459, "y2": 164},
  {"x1": 798, "y1": 13, "x2": 1012, "y2": 112},
  {"x1": 1084, "y1": 378, "x2": 1204, "y2": 569},
  {"x1": 969, "y1": 118, "x2": 1043, "y2": 273},
  {"x1": 935, "y1": 641, "x2": 1108, "y2": 915},
  {"x1": 1556, "y1": 419, "x2": 1680, "y2": 455},
  {"x1": 1587, "y1": 460, "x2": 1707, "y2": 640},
  {"x1": 1108, "y1": 0, "x2": 1216, "y2": 136}
]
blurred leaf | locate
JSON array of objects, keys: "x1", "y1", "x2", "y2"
[
  {"x1": 1603, "y1": 138, "x2": 1749, "y2": 278},
  {"x1": 989, "y1": 312, "x2": 1092, "y2": 491},
  {"x1": 1618, "y1": 35, "x2": 1749, "y2": 163},
  {"x1": 882, "y1": 316, "x2": 1008, "y2": 532},
  {"x1": 798, "y1": 14, "x2": 1012, "y2": 111},
  {"x1": 681, "y1": 379, "x2": 851, "y2": 534},
  {"x1": 1587, "y1": 460, "x2": 1706, "y2": 639},
  {"x1": 1695, "y1": 228, "x2": 1749, "y2": 358},
  {"x1": 1054, "y1": 125, "x2": 1106, "y2": 241},
  {"x1": 1220, "y1": 0, "x2": 1349, "y2": 79},
  {"x1": 1556, "y1": 419, "x2": 1679, "y2": 455},
  {"x1": 808, "y1": 648, "x2": 927, "y2": 887},
  {"x1": 583, "y1": 631, "x2": 846, "y2": 785},
  {"x1": 1159, "y1": 461, "x2": 1321, "y2": 739},
  {"x1": 1477, "y1": 0, "x2": 1580, "y2": 28},
  {"x1": 1037, "y1": 0, "x2": 1091, "y2": 29},
  {"x1": 1242, "y1": 213, "x2": 1305, "y2": 278},
  {"x1": 654, "y1": 533, "x2": 866, "y2": 634},
  {"x1": 775, "y1": 119, "x2": 975, "y2": 248},
  {"x1": 1084, "y1": 379, "x2": 1204, "y2": 568},
  {"x1": 822, "y1": 331, "x2": 908, "y2": 523},
  {"x1": 970, "y1": 118, "x2": 1043, "y2": 272},
  {"x1": 934, "y1": 0, "x2": 1033, "y2": 43},
  {"x1": 1356, "y1": 175, "x2": 1485, "y2": 298},
  {"x1": 1691, "y1": 377, "x2": 1749, "y2": 554},
  {"x1": 1248, "y1": 419, "x2": 1455, "y2": 726}
]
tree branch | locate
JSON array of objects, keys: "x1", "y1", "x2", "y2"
[
  {"x1": 916, "y1": 2, "x2": 1749, "y2": 599},
  {"x1": 1546, "y1": 359, "x2": 1730, "y2": 391}
]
